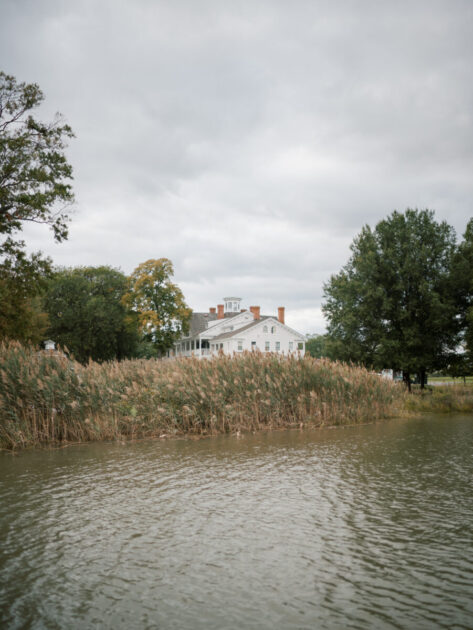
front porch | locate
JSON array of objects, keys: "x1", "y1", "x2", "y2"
[{"x1": 170, "y1": 337, "x2": 212, "y2": 358}]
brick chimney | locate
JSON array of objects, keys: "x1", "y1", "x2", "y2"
[
  {"x1": 278, "y1": 307, "x2": 285, "y2": 325},
  {"x1": 249, "y1": 306, "x2": 260, "y2": 320},
  {"x1": 209, "y1": 307, "x2": 216, "y2": 315},
  {"x1": 217, "y1": 304, "x2": 224, "y2": 319}
]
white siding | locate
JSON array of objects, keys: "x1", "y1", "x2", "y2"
[
  {"x1": 173, "y1": 315, "x2": 305, "y2": 359},
  {"x1": 234, "y1": 320, "x2": 305, "y2": 356}
]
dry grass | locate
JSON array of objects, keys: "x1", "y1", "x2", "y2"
[
  {"x1": 0, "y1": 341, "x2": 405, "y2": 449},
  {"x1": 405, "y1": 384, "x2": 473, "y2": 413}
]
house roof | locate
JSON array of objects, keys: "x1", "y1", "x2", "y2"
[
  {"x1": 210, "y1": 317, "x2": 272, "y2": 341},
  {"x1": 210, "y1": 316, "x2": 307, "y2": 342},
  {"x1": 184, "y1": 311, "x2": 306, "y2": 342},
  {"x1": 185, "y1": 311, "x2": 244, "y2": 338},
  {"x1": 187, "y1": 312, "x2": 218, "y2": 337}
]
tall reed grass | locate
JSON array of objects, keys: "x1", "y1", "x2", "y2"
[{"x1": 0, "y1": 341, "x2": 405, "y2": 449}]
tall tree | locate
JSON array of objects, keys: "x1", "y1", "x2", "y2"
[
  {"x1": 0, "y1": 71, "x2": 74, "y2": 342},
  {"x1": 44, "y1": 266, "x2": 140, "y2": 363},
  {"x1": 0, "y1": 71, "x2": 74, "y2": 251},
  {"x1": 123, "y1": 258, "x2": 191, "y2": 356},
  {"x1": 451, "y1": 218, "x2": 473, "y2": 370},
  {"x1": 323, "y1": 209, "x2": 459, "y2": 388}
]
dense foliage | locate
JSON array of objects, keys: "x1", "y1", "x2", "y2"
[
  {"x1": 305, "y1": 334, "x2": 331, "y2": 358},
  {"x1": 0, "y1": 249, "x2": 50, "y2": 343},
  {"x1": 1, "y1": 256, "x2": 191, "y2": 363},
  {"x1": 0, "y1": 71, "x2": 74, "y2": 343},
  {"x1": 0, "y1": 71, "x2": 74, "y2": 246},
  {"x1": 44, "y1": 266, "x2": 141, "y2": 363},
  {"x1": 123, "y1": 258, "x2": 191, "y2": 356},
  {"x1": 323, "y1": 209, "x2": 461, "y2": 388},
  {"x1": 450, "y1": 218, "x2": 473, "y2": 374}
]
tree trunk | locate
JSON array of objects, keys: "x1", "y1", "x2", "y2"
[
  {"x1": 420, "y1": 368, "x2": 426, "y2": 389},
  {"x1": 403, "y1": 370, "x2": 411, "y2": 392}
]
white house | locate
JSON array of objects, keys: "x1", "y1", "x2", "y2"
[{"x1": 171, "y1": 297, "x2": 306, "y2": 358}]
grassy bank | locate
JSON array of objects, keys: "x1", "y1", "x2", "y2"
[
  {"x1": 0, "y1": 341, "x2": 404, "y2": 450},
  {"x1": 428, "y1": 376, "x2": 473, "y2": 384},
  {"x1": 405, "y1": 384, "x2": 473, "y2": 413}
]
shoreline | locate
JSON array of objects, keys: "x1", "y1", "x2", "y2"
[
  {"x1": 0, "y1": 412, "x2": 412, "y2": 454},
  {"x1": 4, "y1": 342, "x2": 472, "y2": 452}
]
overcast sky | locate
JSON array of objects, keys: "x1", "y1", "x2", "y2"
[{"x1": 2, "y1": 0, "x2": 473, "y2": 333}]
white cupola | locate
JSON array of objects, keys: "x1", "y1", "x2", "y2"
[{"x1": 224, "y1": 297, "x2": 241, "y2": 313}]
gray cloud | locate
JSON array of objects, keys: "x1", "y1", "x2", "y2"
[{"x1": 2, "y1": 0, "x2": 473, "y2": 333}]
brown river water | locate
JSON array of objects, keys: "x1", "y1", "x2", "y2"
[{"x1": 1, "y1": 414, "x2": 473, "y2": 629}]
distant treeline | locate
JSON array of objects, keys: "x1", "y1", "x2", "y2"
[{"x1": 0, "y1": 258, "x2": 191, "y2": 362}]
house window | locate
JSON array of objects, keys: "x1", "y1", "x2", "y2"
[
  {"x1": 196, "y1": 340, "x2": 200, "y2": 349},
  {"x1": 265, "y1": 341, "x2": 270, "y2": 352},
  {"x1": 275, "y1": 341, "x2": 280, "y2": 351},
  {"x1": 251, "y1": 341, "x2": 256, "y2": 350},
  {"x1": 238, "y1": 341, "x2": 243, "y2": 351},
  {"x1": 263, "y1": 325, "x2": 268, "y2": 333},
  {"x1": 289, "y1": 342, "x2": 293, "y2": 351},
  {"x1": 298, "y1": 342, "x2": 303, "y2": 350},
  {"x1": 191, "y1": 340, "x2": 194, "y2": 350},
  {"x1": 271, "y1": 326, "x2": 275, "y2": 334}
]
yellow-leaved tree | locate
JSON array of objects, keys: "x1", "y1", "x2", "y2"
[{"x1": 123, "y1": 258, "x2": 191, "y2": 356}]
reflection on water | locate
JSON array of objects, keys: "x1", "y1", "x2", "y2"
[{"x1": 1, "y1": 415, "x2": 473, "y2": 629}]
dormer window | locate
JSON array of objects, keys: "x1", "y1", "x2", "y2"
[{"x1": 224, "y1": 297, "x2": 241, "y2": 313}]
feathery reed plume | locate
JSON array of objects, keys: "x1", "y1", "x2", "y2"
[{"x1": 0, "y1": 341, "x2": 405, "y2": 449}]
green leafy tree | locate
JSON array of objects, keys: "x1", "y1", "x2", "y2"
[
  {"x1": 306, "y1": 334, "x2": 330, "y2": 358},
  {"x1": 44, "y1": 266, "x2": 140, "y2": 363},
  {"x1": 0, "y1": 71, "x2": 74, "y2": 251},
  {"x1": 123, "y1": 258, "x2": 191, "y2": 356},
  {"x1": 0, "y1": 248, "x2": 50, "y2": 343},
  {"x1": 323, "y1": 209, "x2": 459, "y2": 389},
  {"x1": 0, "y1": 71, "x2": 74, "y2": 342},
  {"x1": 451, "y1": 218, "x2": 473, "y2": 371},
  {"x1": 445, "y1": 352, "x2": 472, "y2": 383},
  {"x1": 322, "y1": 226, "x2": 385, "y2": 366}
]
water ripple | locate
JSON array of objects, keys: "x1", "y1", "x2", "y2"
[{"x1": 1, "y1": 414, "x2": 473, "y2": 629}]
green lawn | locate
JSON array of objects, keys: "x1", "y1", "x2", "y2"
[{"x1": 428, "y1": 375, "x2": 473, "y2": 384}]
